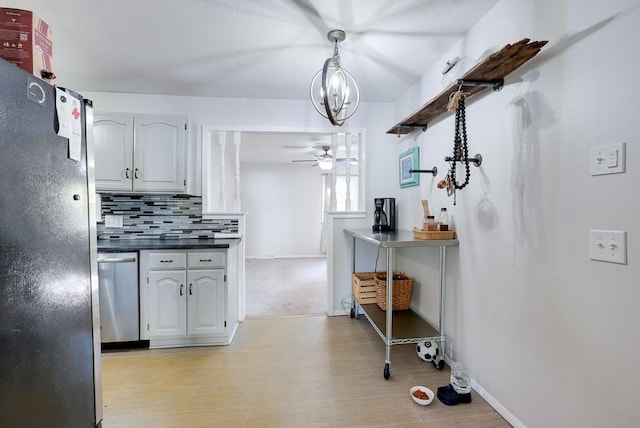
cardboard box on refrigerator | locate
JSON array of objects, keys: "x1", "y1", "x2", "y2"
[{"x1": 0, "y1": 8, "x2": 54, "y2": 80}]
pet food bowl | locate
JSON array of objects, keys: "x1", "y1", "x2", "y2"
[{"x1": 410, "y1": 385, "x2": 434, "y2": 405}]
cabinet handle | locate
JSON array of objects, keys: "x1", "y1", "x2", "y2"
[
  {"x1": 160, "y1": 260, "x2": 173, "y2": 263},
  {"x1": 125, "y1": 168, "x2": 131, "y2": 178},
  {"x1": 189, "y1": 283, "x2": 193, "y2": 295},
  {"x1": 134, "y1": 168, "x2": 140, "y2": 179},
  {"x1": 199, "y1": 259, "x2": 212, "y2": 262},
  {"x1": 180, "y1": 284, "x2": 183, "y2": 296}
]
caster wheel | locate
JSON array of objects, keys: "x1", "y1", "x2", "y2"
[
  {"x1": 383, "y1": 363, "x2": 390, "y2": 379},
  {"x1": 350, "y1": 307, "x2": 355, "y2": 319},
  {"x1": 433, "y1": 358, "x2": 445, "y2": 370}
]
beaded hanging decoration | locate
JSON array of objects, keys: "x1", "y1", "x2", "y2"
[
  {"x1": 445, "y1": 89, "x2": 472, "y2": 206},
  {"x1": 451, "y1": 93, "x2": 471, "y2": 190}
]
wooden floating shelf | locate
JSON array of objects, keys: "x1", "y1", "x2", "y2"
[{"x1": 387, "y1": 38, "x2": 548, "y2": 135}]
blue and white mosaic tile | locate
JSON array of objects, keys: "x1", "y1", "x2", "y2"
[{"x1": 97, "y1": 194, "x2": 238, "y2": 240}]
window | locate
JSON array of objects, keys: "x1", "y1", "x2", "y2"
[
  {"x1": 335, "y1": 175, "x2": 359, "y2": 212},
  {"x1": 321, "y1": 132, "x2": 363, "y2": 213}
]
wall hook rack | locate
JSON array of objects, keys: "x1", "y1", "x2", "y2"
[
  {"x1": 409, "y1": 166, "x2": 438, "y2": 176},
  {"x1": 444, "y1": 154, "x2": 482, "y2": 167}
]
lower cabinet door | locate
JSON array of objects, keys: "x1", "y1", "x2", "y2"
[
  {"x1": 187, "y1": 269, "x2": 225, "y2": 337},
  {"x1": 147, "y1": 270, "x2": 187, "y2": 338}
]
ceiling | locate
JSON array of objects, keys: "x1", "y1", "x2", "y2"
[{"x1": 5, "y1": 0, "x2": 499, "y2": 102}]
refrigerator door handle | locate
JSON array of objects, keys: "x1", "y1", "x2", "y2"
[{"x1": 97, "y1": 257, "x2": 137, "y2": 264}]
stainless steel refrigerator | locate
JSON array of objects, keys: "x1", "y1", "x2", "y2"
[{"x1": 0, "y1": 59, "x2": 103, "y2": 427}]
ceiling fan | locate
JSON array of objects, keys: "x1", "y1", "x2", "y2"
[
  {"x1": 292, "y1": 145, "x2": 335, "y2": 170},
  {"x1": 291, "y1": 145, "x2": 358, "y2": 170}
]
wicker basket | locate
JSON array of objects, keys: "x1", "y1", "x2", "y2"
[
  {"x1": 352, "y1": 272, "x2": 383, "y2": 305},
  {"x1": 413, "y1": 227, "x2": 455, "y2": 240},
  {"x1": 374, "y1": 274, "x2": 414, "y2": 311}
]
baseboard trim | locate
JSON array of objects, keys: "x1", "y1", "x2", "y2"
[
  {"x1": 469, "y1": 379, "x2": 526, "y2": 428},
  {"x1": 442, "y1": 356, "x2": 526, "y2": 427}
]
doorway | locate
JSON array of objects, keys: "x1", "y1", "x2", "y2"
[
  {"x1": 203, "y1": 128, "x2": 364, "y2": 319},
  {"x1": 240, "y1": 131, "x2": 330, "y2": 317}
]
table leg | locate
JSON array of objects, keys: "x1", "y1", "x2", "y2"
[
  {"x1": 439, "y1": 245, "x2": 447, "y2": 357},
  {"x1": 384, "y1": 247, "x2": 393, "y2": 379},
  {"x1": 350, "y1": 237, "x2": 357, "y2": 318}
]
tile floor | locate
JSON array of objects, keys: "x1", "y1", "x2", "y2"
[{"x1": 101, "y1": 315, "x2": 511, "y2": 427}]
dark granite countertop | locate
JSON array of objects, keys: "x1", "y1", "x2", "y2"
[{"x1": 97, "y1": 238, "x2": 240, "y2": 253}]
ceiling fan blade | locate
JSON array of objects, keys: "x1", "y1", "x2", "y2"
[
  {"x1": 336, "y1": 157, "x2": 359, "y2": 165},
  {"x1": 292, "y1": 159, "x2": 320, "y2": 168}
]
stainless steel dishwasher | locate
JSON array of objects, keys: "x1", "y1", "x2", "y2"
[{"x1": 97, "y1": 252, "x2": 139, "y2": 343}]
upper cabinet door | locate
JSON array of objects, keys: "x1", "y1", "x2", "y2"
[
  {"x1": 94, "y1": 113, "x2": 134, "y2": 191},
  {"x1": 133, "y1": 115, "x2": 187, "y2": 193}
]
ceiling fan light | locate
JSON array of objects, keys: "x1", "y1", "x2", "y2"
[{"x1": 318, "y1": 158, "x2": 333, "y2": 170}]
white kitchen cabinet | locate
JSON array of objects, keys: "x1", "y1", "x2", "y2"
[
  {"x1": 187, "y1": 269, "x2": 225, "y2": 337},
  {"x1": 147, "y1": 270, "x2": 187, "y2": 338},
  {"x1": 93, "y1": 113, "x2": 134, "y2": 191},
  {"x1": 94, "y1": 113, "x2": 187, "y2": 193},
  {"x1": 140, "y1": 249, "x2": 235, "y2": 348}
]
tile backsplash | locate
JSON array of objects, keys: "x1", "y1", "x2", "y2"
[{"x1": 97, "y1": 194, "x2": 238, "y2": 240}]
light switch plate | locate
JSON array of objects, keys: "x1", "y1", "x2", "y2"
[
  {"x1": 589, "y1": 230, "x2": 627, "y2": 264},
  {"x1": 591, "y1": 142, "x2": 626, "y2": 176},
  {"x1": 105, "y1": 215, "x2": 124, "y2": 228}
]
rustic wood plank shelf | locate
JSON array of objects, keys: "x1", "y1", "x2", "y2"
[{"x1": 387, "y1": 38, "x2": 548, "y2": 135}]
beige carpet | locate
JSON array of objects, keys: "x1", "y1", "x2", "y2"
[{"x1": 245, "y1": 257, "x2": 327, "y2": 317}]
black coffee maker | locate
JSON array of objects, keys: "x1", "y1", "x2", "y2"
[{"x1": 372, "y1": 197, "x2": 395, "y2": 232}]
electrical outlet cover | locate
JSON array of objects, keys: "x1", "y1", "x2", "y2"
[
  {"x1": 589, "y1": 230, "x2": 627, "y2": 264},
  {"x1": 590, "y1": 143, "x2": 626, "y2": 176},
  {"x1": 105, "y1": 215, "x2": 124, "y2": 228}
]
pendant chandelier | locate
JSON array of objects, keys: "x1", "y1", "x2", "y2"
[{"x1": 310, "y1": 29, "x2": 360, "y2": 127}]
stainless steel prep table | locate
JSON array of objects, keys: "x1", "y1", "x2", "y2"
[{"x1": 344, "y1": 228, "x2": 459, "y2": 379}]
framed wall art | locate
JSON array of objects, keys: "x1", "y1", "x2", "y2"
[{"x1": 399, "y1": 147, "x2": 419, "y2": 188}]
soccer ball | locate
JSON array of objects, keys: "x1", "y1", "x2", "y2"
[
  {"x1": 416, "y1": 340, "x2": 439, "y2": 362},
  {"x1": 416, "y1": 340, "x2": 444, "y2": 369}
]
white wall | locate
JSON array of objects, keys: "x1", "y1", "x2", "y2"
[
  {"x1": 242, "y1": 162, "x2": 323, "y2": 258},
  {"x1": 391, "y1": 0, "x2": 640, "y2": 427},
  {"x1": 326, "y1": 212, "x2": 375, "y2": 316}
]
